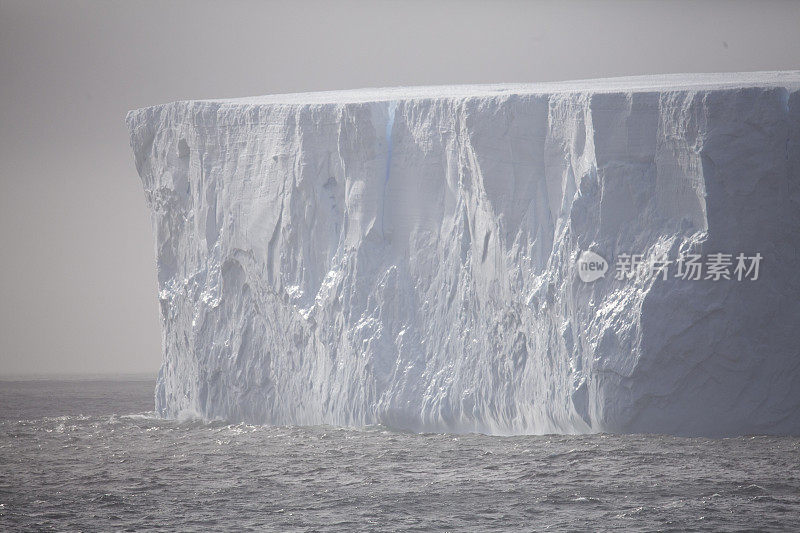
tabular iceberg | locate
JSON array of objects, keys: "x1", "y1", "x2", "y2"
[{"x1": 128, "y1": 72, "x2": 800, "y2": 436}]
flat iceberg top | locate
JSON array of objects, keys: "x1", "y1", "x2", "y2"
[{"x1": 134, "y1": 71, "x2": 800, "y2": 112}]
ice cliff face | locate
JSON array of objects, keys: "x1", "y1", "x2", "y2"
[{"x1": 128, "y1": 72, "x2": 800, "y2": 436}]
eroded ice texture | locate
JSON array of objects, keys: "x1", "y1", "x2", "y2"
[{"x1": 128, "y1": 72, "x2": 800, "y2": 436}]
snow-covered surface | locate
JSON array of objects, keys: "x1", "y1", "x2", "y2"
[{"x1": 128, "y1": 71, "x2": 800, "y2": 436}]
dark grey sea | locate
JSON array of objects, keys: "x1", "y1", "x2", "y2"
[{"x1": 1, "y1": 379, "x2": 799, "y2": 531}]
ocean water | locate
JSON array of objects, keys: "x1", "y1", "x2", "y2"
[{"x1": 1, "y1": 380, "x2": 799, "y2": 532}]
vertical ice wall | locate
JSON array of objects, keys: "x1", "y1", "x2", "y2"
[{"x1": 128, "y1": 73, "x2": 800, "y2": 436}]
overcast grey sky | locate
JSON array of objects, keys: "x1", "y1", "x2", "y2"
[{"x1": 1, "y1": 0, "x2": 798, "y2": 376}]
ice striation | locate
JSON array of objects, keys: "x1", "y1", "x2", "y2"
[{"x1": 128, "y1": 72, "x2": 800, "y2": 436}]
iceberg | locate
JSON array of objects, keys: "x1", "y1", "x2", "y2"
[{"x1": 127, "y1": 72, "x2": 800, "y2": 436}]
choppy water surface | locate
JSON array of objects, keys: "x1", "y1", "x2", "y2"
[{"x1": 1, "y1": 380, "x2": 799, "y2": 531}]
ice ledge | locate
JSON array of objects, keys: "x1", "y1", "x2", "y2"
[{"x1": 128, "y1": 71, "x2": 800, "y2": 113}]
